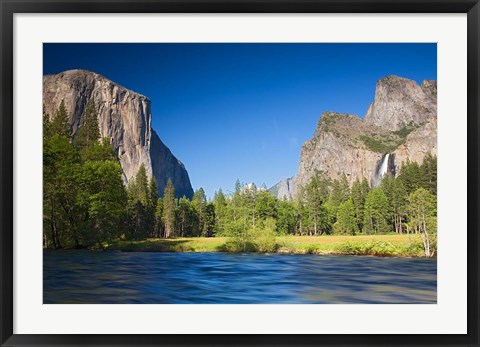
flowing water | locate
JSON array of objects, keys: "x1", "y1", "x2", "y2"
[
  {"x1": 44, "y1": 251, "x2": 436, "y2": 304},
  {"x1": 373, "y1": 153, "x2": 390, "y2": 187}
]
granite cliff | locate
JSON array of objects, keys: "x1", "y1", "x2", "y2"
[
  {"x1": 365, "y1": 76, "x2": 437, "y2": 131},
  {"x1": 270, "y1": 75, "x2": 437, "y2": 200},
  {"x1": 43, "y1": 69, "x2": 194, "y2": 199}
]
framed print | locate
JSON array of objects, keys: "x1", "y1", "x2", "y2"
[{"x1": 1, "y1": 0, "x2": 479, "y2": 346}]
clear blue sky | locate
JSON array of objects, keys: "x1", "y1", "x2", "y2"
[{"x1": 44, "y1": 43, "x2": 437, "y2": 199}]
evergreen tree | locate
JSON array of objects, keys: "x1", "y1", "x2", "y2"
[
  {"x1": 176, "y1": 196, "x2": 196, "y2": 237},
  {"x1": 125, "y1": 164, "x2": 151, "y2": 240},
  {"x1": 81, "y1": 138, "x2": 116, "y2": 162},
  {"x1": 382, "y1": 177, "x2": 407, "y2": 233},
  {"x1": 154, "y1": 198, "x2": 164, "y2": 238},
  {"x1": 50, "y1": 100, "x2": 71, "y2": 139},
  {"x1": 74, "y1": 99, "x2": 100, "y2": 154},
  {"x1": 77, "y1": 160, "x2": 127, "y2": 248},
  {"x1": 380, "y1": 175, "x2": 396, "y2": 229},
  {"x1": 213, "y1": 189, "x2": 228, "y2": 235},
  {"x1": 330, "y1": 174, "x2": 350, "y2": 208},
  {"x1": 143, "y1": 176, "x2": 158, "y2": 237},
  {"x1": 135, "y1": 164, "x2": 149, "y2": 205},
  {"x1": 43, "y1": 134, "x2": 80, "y2": 248},
  {"x1": 192, "y1": 188, "x2": 208, "y2": 236},
  {"x1": 162, "y1": 178, "x2": 176, "y2": 238},
  {"x1": 420, "y1": 153, "x2": 437, "y2": 195},
  {"x1": 204, "y1": 203, "x2": 216, "y2": 237},
  {"x1": 302, "y1": 171, "x2": 330, "y2": 235},
  {"x1": 43, "y1": 105, "x2": 52, "y2": 140},
  {"x1": 333, "y1": 199, "x2": 358, "y2": 235},
  {"x1": 255, "y1": 190, "x2": 278, "y2": 222},
  {"x1": 149, "y1": 177, "x2": 159, "y2": 208},
  {"x1": 296, "y1": 197, "x2": 310, "y2": 236},
  {"x1": 232, "y1": 179, "x2": 242, "y2": 223},
  {"x1": 398, "y1": 159, "x2": 422, "y2": 195},
  {"x1": 276, "y1": 199, "x2": 297, "y2": 235},
  {"x1": 351, "y1": 178, "x2": 370, "y2": 232},
  {"x1": 363, "y1": 188, "x2": 390, "y2": 234}
]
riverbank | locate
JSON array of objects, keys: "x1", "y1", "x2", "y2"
[{"x1": 109, "y1": 234, "x2": 429, "y2": 257}]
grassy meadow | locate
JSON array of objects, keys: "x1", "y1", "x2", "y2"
[{"x1": 110, "y1": 234, "x2": 427, "y2": 257}]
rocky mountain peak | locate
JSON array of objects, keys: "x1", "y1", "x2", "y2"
[
  {"x1": 421, "y1": 79, "x2": 437, "y2": 98},
  {"x1": 317, "y1": 112, "x2": 364, "y2": 132},
  {"x1": 364, "y1": 75, "x2": 437, "y2": 131},
  {"x1": 270, "y1": 75, "x2": 437, "y2": 199},
  {"x1": 43, "y1": 69, "x2": 193, "y2": 199}
]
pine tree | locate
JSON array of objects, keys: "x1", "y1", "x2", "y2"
[
  {"x1": 330, "y1": 174, "x2": 350, "y2": 208},
  {"x1": 398, "y1": 159, "x2": 422, "y2": 195},
  {"x1": 192, "y1": 188, "x2": 208, "y2": 236},
  {"x1": 51, "y1": 100, "x2": 71, "y2": 139},
  {"x1": 420, "y1": 153, "x2": 437, "y2": 195},
  {"x1": 82, "y1": 138, "x2": 117, "y2": 162},
  {"x1": 351, "y1": 178, "x2": 370, "y2": 232},
  {"x1": 204, "y1": 203, "x2": 216, "y2": 237},
  {"x1": 145, "y1": 176, "x2": 158, "y2": 237},
  {"x1": 276, "y1": 199, "x2": 297, "y2": 235},
  {"x1": 74, "y1": 99, "x2": 100, "y2": 154},
  {"x1": 255, "y1": 190, "x2": 278, "y2": 222},
  {"x1": 213, "y1": 189, "x2": 228, "y2": 235},
  {"x1": 154, "y1": 198, "x2": 164, "y2": 238},
  {"x1": 302, "y1": 171, "x2": 330, "y2": 235},
  {"x1": 125, "y1": 164, "x2": 151, "y2": 240},
  {"x1": 43, "y1": 105, "x2": 52, "y2": 140},
  {"x1": 231, "y1": 179, "x2": 243, "y2": 225},
  {"x1": 149, "y1": 177, "x2": 158, "y2": 208},
  {"x1": 135, "y1": 164, "x2": 149, "y2": 205},
  {"x1": 333, "y1": 199, "x2": 358, "y2": 235},
  {"x1": 380, "y1": 175, "x2": 395, "y2": 229},
  {"x1": 177, "y1": 196, "x2": 195, "y2": 237},
  {"x1": 162, "y1": 178, "x2": 176, "y2": 238},
  {"x1": 43, "y1": 134, "x2": 80, "y2": 248},
  {"x1": 363, "y1": 188, "x2": 390, "y2": 234},
  {"x1": 385, "y1": 177, "x2": 407, "y2": 233}
]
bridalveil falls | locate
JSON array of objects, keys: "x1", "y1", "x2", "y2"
[{"x1": 372, "y1": 153, "x2": 396, "y2": 187}]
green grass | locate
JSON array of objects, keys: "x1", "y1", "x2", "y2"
[{"x1": 110, "y1": 234, "x2": 427, "y2": 257}]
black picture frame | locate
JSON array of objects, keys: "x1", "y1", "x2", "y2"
[{"x1": 1, "y1": 1, "x2": 479, "y2": 346}]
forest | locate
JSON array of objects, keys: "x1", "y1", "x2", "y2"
[{"x1": 43, "y1": 101, "x2": 437, "y2": 256}]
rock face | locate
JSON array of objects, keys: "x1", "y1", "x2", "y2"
[
  {"x1": 150, "y1": 130, "x2": 193, "y2": 199},
  {"x1": 270, "y1": 75, "x2": 437, "y2": 200},
  {"x1": 365, "y1": 75, "x2": 437, "y2": 131},
  {"x1": 43, "y1": 69, "x2": 194, "y2": 199},
  {"x1": 269, "y1": 177, "x2": 296, "y2": 201},
  {"x1": 394, "y1": 116, "x2": 437, "y2": 165}
]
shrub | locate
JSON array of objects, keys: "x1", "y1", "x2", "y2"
[
  {"x1": 337, "y1": 240, "x2": 397, "y2": 256},
  {"x1": 251, "y1": 218, "x2": 277, "y2": 253}
]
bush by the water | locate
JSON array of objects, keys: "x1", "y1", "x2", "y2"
[
  {"x1": 224, "y1": 218, "x2": 278, "y2": 253},
  {"x1": 337, "y1": 238, "x2": 424, "y2": 257}
]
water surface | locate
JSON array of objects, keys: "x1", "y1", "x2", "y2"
[{"x1": 44, "y1": 251, "x2": 436, "y2": 304}]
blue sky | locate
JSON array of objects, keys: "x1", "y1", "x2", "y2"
[{"x1": 44, "y1": 43, "x2": 437, "y2": 199}]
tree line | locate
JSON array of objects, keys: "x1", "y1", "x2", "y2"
[
  {"x1": 44, "y1": 99, "x2": 437, "y2": 256},
  {"x1": 43, "y1": 100, "x2": 217, "y2": 249}
]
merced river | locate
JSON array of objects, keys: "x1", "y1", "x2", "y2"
[{"x1": 44, "y1": 251, "x2": 436, "y2": 304}]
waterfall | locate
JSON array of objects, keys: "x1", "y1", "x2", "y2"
[
  {"x1": 379, "y1": 153, "x2": 390, "y2": 178},
  {"x1": 373, "y1": 153, "x2": 390, "y2": 187}
]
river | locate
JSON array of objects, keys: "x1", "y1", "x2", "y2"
[{"x1": 44, "y1": 251, "x2": 436, "y2": 304}]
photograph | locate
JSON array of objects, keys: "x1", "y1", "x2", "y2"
[{"x1": 42, "y1": 43, "x2": 438, "y2": 304}]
